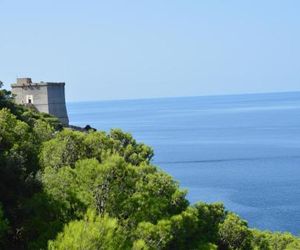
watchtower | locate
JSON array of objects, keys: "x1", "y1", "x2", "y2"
[{"x1": 11, "y1": 78, "x2": 69, "y2": 125}]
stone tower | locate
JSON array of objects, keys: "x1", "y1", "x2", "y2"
[{"x1": 11, "y1": 78, "x2": 69, "y2": 125}]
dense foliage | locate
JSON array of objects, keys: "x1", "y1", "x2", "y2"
[{"x1": 0, "y1": 84, "x2": 300, "y2": 249}]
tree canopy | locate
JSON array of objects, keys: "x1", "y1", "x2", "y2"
[{"x1": 0, "y1": 84, "x2": 299, "y2": 249}]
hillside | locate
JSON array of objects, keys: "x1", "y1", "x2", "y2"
[{"x1": 0, "y1": 84, "x2": 299, "y2": 249}]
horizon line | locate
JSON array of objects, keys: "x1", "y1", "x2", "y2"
[{"x1": 67, "y1": 89, "x2": 300, "y2": 104}]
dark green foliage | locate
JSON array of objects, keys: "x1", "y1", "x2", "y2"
[
  {"x1": 42, "y1": 156, "x2": 188, "y2": 229},
  {"x1": 0, "y1": 205, "x2": 9, "y2": 247},
  {"x1": 134, "y1": 207, "x2": 199, "y2": 250},
  {"x1": 218, "y1": 213, "x2": 252, "y2": 250},
  {"x1": 0, "y1": 85, "x2": 299, "y2": 249},
  {"x1": 40, "y1": 129, "x2": 86, "y2": 169},
  {"x1": 133, "y1": 203, "x2": 226, "y2": 250},
  {"x1": 40, "y1": 128, "x2": 154, "y2": 170},
  {"x1": 21, "y1": 193, "x2": 66, "y2": 250},
  {"x1": 194, "y1": 202, "x2": 226, "y2": 243},
  {"x1": 0, "y1": 108, "x2": 42, "y2": 248},
  {"x1": 0, "y1": 85, "x2": 14, "y2": 110},
  {"x1": 108, "y1": 129, "x2": 154, "y2": 165},
  {"x1": 0, "y1": 85, "x2": 63, "y2": 249},
  {"x1": 251, "y1": 230, "x2": 300, "y2": 250},
  {"x1": 20, "y1": 108, "x2": 63, "y2": 131}
]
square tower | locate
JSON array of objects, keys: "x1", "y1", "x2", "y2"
[{"x1": 11, "y1": 78, "x2": 69, "y2": 125}]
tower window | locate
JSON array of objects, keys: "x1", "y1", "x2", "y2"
[{"x1": 26, "y1": 95, "x2": 33, "y2": 104}]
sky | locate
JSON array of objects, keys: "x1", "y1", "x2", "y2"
[{"x1": 0, "y1": 0, "x2": 300, "y2": 101}]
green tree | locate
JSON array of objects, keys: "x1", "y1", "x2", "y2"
[
  {"x1": 40, "y1": 128, "x2": 154, "y2": 170},
  {"x1": 0, "y1": 107, "x2": 58, "y2": 248},
  {"x1": 21, "y1": 193, "x2": 66, "y2": 250},
  {"x1": 0, "y1": 83, "x2": 14, "y2": 110},
  {"x1": 266, "y1": 232, "x2": 297, "y2": 250},
  {"x1": 134, "y1": 207, "x2": 202, "y2": 250},
  {"x1": 218, "y1": 213, "x2": 252, "y2": 250},
  {"x1": 108, "y1": 129, "x2": 154, "y2": 165},
  {"x1": 251, "y1": 230, "x2": 298, "y2": 250},
  {"x1": 286, "y1": 239, "x2": 300, "y2": 250},
  {"x1": 135, "y1": 219, "x2": 173, "y2": 250},
  {"x1": 42, "y1": 156, "x2": 188, "y2": 227},
  {"x1": 0, "y1": 109, "x2": 40, "y2": 236},
  {"x1": 251, "y1": 230, "x2": 270, "y2": 250},
  {"x1": 33, "y1": 119, "x2": 55, "y2": 143},
  {"x1": 40, "y1": 129, "x2": 86, "y2": 169},
  {"x1": 194, "y1": 202, "x2": 226, "y2": 243},
  {"x1": 42, "y1": 165, "x2": 85, "y2": 220},
  {"x1": 1, "y1": 85, "x2": 300, "y2": 250},
  {"x1": 48, "y1": 210, "x2": 126, "y2": 250}
]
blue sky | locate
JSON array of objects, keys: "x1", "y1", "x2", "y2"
[{"x1": 1, "y1": 0, "x2": 299, "y2": 101}]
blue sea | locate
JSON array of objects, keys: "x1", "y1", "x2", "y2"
[{"x1": 67, "y1": 92, "x2": 300, "y2": 235}]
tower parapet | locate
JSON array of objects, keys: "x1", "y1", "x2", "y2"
[
  {"x1": 11, "y1": 78, "x2": 69, "y2": 125},
  {"x1": 16, "y1": 78, "x2": 32, "y2": 85}
]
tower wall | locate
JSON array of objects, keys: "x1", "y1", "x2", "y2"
[
  {"x1": 11, "y1": 84, "x2": 49, "y2": 113},
  {"x1": 47, "y1": 83, "x2": 69, "y2": 125}
]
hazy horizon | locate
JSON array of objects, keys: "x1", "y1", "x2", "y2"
[{"x1": 65, "y1": 89, "x2": 300, "y2": 103}]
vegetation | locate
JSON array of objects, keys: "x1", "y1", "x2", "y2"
[{"x1": 0, "y1": 84, "x2": 300, "y2": 249}]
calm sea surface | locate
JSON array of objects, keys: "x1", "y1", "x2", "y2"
[{"x1": 67, "y1": 92, "x2": 300, "y2": 234}]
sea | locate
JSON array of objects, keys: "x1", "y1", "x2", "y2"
[{"x1": 67, "y1": 91, "x2": 300, "y2": 235}]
